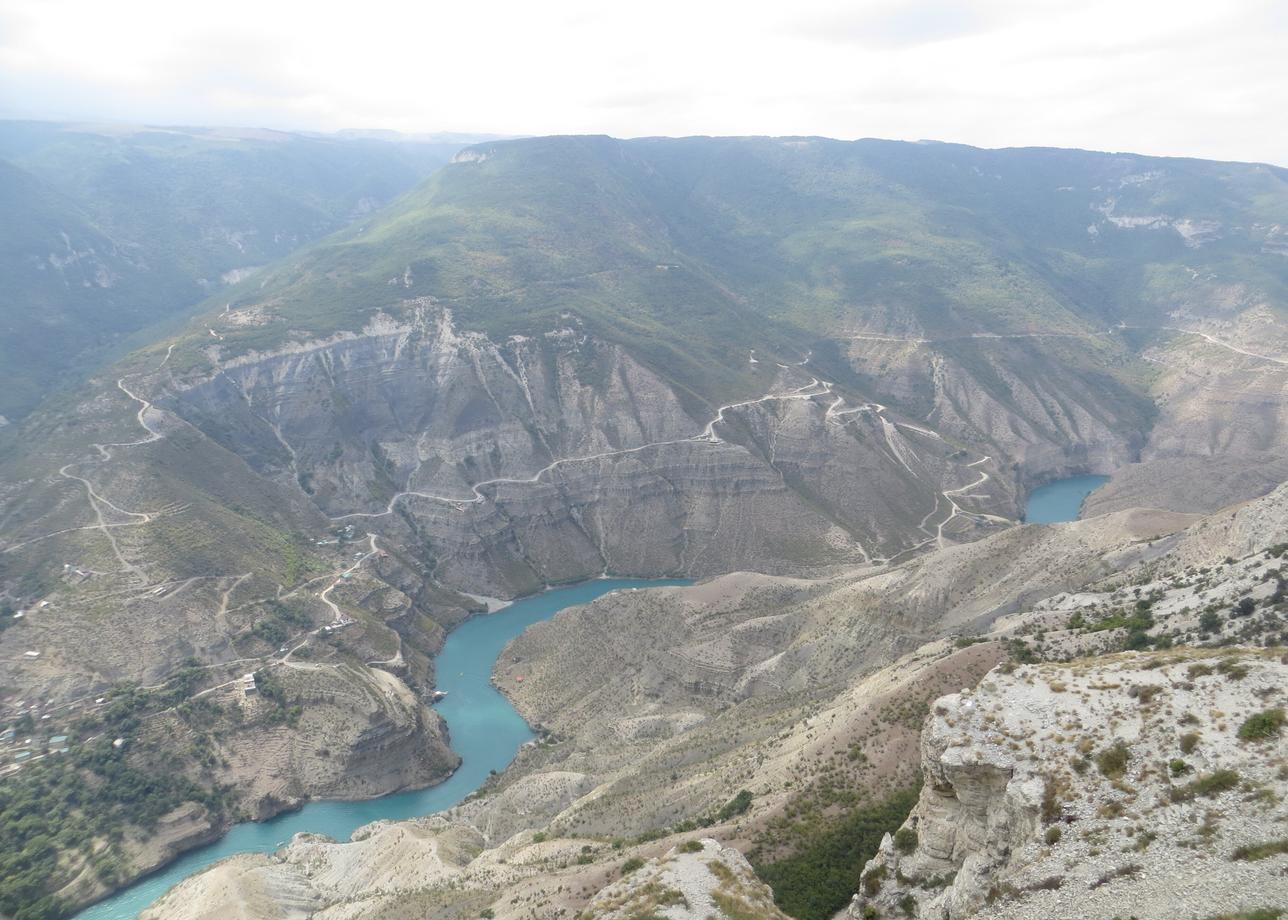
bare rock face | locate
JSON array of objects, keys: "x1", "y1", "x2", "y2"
[
  {"x1": 582, "y1": 838, "x2": 791, "y2": 919},
  {"x1": 846, "y1": 651, "x2": 1288, "y2": 920},
  {"x1": 167, "y1": 307, "x2": 1017, "y2": 597}
]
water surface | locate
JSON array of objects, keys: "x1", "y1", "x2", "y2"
[
  {"x1": 1023, "y1": 474, "x2": 1109, "y2": 524},
  {"x1": 75, "y1": 577, "x2": 689, "y2": 919}
]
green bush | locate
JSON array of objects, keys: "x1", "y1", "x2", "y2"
[
  {"x1": 894, "y1": 827, "x2": 917, "y2": 854},
  {"x1": 717, "y1": 789, "x2": 754, "y2": 821},
  {"x1": 0, "y1": 739, "x2": 229, "y2": 918},
  {"x1": 621, "y1": 857, "x2": 645, "y2": 875},
  {"x1": 753, "y1": 787, "x2": 918, "y2": 920},
  {"x1": 1238, "y1": 709, "x2": 1285, "y2": 741}
]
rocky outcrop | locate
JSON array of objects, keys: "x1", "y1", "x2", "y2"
[{"x1": 845, "y1": 652, "x2": 1288, "y2": 920}]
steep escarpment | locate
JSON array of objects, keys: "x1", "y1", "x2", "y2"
[{"x1": 164, "y1": 306, "x2": 1013, "y2": 595}]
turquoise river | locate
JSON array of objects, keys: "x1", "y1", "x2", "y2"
[
  {"x1": 75, "y1": 577, "x2": 690, "y2": 919},
  {"x1": 1023, "y1": 474, "x2": 1109, "y2": 524}
]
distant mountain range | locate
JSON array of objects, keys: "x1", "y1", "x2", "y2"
[{"x1": 0, "y1": 120, "x2": 486, "y2": 419}]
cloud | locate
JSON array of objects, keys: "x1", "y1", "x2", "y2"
[
  {"x1": 0, "y1": 0, "x2": 1284, "y2": 165},
  {"x1": 783, "y1": 1, "x2": 1001, "y2": 47}
]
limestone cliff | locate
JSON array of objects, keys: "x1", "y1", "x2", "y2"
[{"x1": 844, "y1": 651, "x2": 1288, "y2": 920}]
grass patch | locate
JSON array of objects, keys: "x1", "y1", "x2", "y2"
[
  {"x1": 1231, "y1": 839, "x2": 1288, "y2": 861},
  {"x1": 1171, "y1": 769, "x2": 1241, "y2": 802}
]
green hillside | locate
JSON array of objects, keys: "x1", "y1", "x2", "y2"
[{"x1": 180, "y1": 135, "x2": 1288, "y2": 403}]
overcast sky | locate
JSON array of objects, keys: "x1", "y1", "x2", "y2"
[{"x1": 1, "y1": 0, "x2": 1285, "y2": 164}]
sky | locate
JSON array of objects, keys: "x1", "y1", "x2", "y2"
[{"x1": 1, "y1": 0, "x2": 1286, "y2": 165}]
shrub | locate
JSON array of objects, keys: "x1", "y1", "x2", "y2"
[
  {"x1": 1179, "y1": 732, "x2": 1200, "y2": 754},
  {"x1": 1237, "y1": 708, "x2": 1285, "y2": 742},
  {"x1": 1044, "y1": 826, "x2": 1062, "y2": 846},
  {"x1": 1217, "y1": 659, "x2": 1249, "y2": 680},
  {"x1": 1169, "y1": 758, "x2": 1191, "y2": 776},
  {"x1": 894, "y1": 827, "x2": 918, "y2": 854},
  {"x1": 1040, "y1": 775, "x2": 1066, "y2": 823},
  {"x1": 1096, "y1": 741, "x2": 1131, "y2": 779},
  {"x1": 678, "y1": 839, "x2": 704, "y2": 853},
  {"x1": 1128, "y1": 684, "x2": 1161, "y2": 705},
  {"x1": 717, "y1": 790, "x2": 754, "y2": 821},
  {"x1": 620, "y1": 857, "x2": 645, "y2": 875}
]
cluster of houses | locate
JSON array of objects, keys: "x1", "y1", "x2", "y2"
[{"x1": 1, "y1": 724, "x2": 73, "y2": 775}]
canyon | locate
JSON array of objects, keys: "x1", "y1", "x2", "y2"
[{"x1": 1, "y1": 134, "x2": 1286, "y2": 919}]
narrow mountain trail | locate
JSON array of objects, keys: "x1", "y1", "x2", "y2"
[
  {"x1": 848, "y1": 330, "x2": 1114, "y2": 345},
  {"x1": 131, "y1": 535, "x2": 384, "y2": 717},
  {"x1": 316, "y1": 533, "x2": 380, "y2": 623},
  {"x1": 332, "y1": 376, "x2": 837, "y2": 521},
  {"x1": 4, "y1": 346, "x2": 181, "y2": 568},
  {"x1": 822, "y1": 392, "x2": 1009, "y2": 548},
  {"x1": 330, "y1": 361, "x2": 1013, "y2": 562},
  {"x1": 1122, "y1": 323, "x2": 1288, "y2": 367},
  {"x1": 852, "y1": 323, "x2": 1288, "y2": 366},
  {"x1": 935, "y1": 461, "x2": 1011, "y2": 548}
]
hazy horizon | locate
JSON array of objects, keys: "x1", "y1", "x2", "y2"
[{"x1": 2, "y1": 0, "x2": 1286, "y2": 167}]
